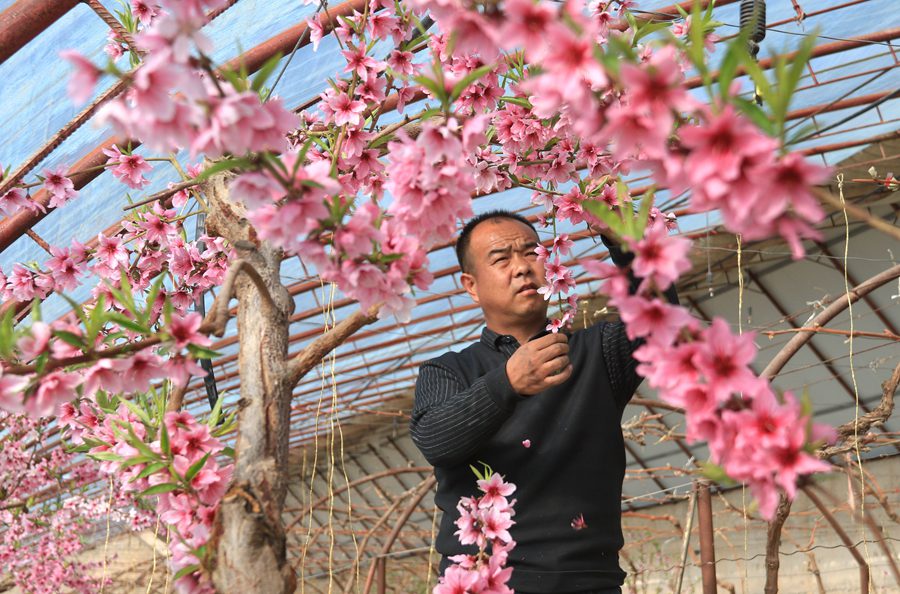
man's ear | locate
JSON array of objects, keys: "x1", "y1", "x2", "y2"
[{"x1": 460, "y1": 272, "x2": 480, "y2": 304}]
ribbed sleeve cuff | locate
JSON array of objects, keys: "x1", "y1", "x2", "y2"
[{"x1": 482, "y1": 365, "x2": 523, "y2": 412}]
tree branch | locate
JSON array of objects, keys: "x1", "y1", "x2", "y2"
[
  {"x1": 285, "y1": 305, "x2": 380, "y2": 387},
  {"x1": 200, "y1": 258, "x2": 279, "y2": 338},
  {"x1": 819, "y1": 361, "x2": 900, "y2": 457},
  {"x1": 761, "y1": 264, "x2": 900, "y2": 379}
]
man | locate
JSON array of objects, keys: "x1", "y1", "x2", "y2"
[{"x1": 410, "y1": 210, "x2": 678, "y2": 593}]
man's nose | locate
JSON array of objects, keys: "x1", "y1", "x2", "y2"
[{"x1": 511, "y1": 253, "x2": 531, "y2": 276}]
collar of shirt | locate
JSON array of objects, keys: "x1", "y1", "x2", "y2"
[{"x1": 480, "y1": 324, "x2": 557, "y2": 351}]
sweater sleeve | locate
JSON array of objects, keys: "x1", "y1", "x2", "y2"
[
  {"x1": 599, "y1": 235, "x2": 680, "y2": 410},
  {"x1": 410, "y1": 361, "x2": 522, "y2": 467}
]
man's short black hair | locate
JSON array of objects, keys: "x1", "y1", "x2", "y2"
[{"x1": 456, "y1": 210, "x2": 538, "y2": 274}]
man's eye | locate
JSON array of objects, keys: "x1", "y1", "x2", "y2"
[{"x1": 493, "y1": 257, "x2": 508, "y2": 264}]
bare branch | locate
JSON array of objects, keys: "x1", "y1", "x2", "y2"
[
  {"x1": 763, "y1": 327, "x2": 900, "y2": 341},
  {"x1": 285, "y1": 305, "x2": 380, "y2": 387},
  {"x1": 819, "y1": 361, "x2": 900, "y2": 457}
]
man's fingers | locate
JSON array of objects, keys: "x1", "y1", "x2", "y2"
[
  {"x1": 541, "y1": 355, "x2": 570, "y2": 376},
  {"x1": 530, "y1": 332, "x2": 569, "y2": 350},
  {"x1": 543, "y1": 364, "x2": 573, "y2": 387}
]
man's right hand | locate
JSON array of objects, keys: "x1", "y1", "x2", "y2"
[{"x1": 506, "y1": 333, "x2": 572, "y2": 395}]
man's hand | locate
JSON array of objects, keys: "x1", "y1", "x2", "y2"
[{"x1": 506, "y1": 333, "x2": 572, "y2": 395}]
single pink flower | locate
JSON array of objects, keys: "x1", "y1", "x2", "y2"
[
  {"x1": 628, "y1": 225, "x2": 692, "y2": 290},
  {"x1": 42, "y1": 166, "x2": 78, "y2": 208}
]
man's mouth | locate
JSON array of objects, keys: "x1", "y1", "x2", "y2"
[{"x1": 517, "y1": 283, "x2": 538, "y2": 295}]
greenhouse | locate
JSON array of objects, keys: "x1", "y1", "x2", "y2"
[{"x1": 0, "y1": 0, "x2": 898, "y2": 592}]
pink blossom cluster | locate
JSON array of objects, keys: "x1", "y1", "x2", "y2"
[
  {"x1": 1, "y1": 210, "x2": 229, "y2": 318},
  {"x1": 534, "y1": 233, "x2": 578, "y2": 333},
  {"x1": 0, "y1": 163, "x2": 73, "y2": 218},
  {"x1": 584, "y1": 225, "x2": 834, "y2": 519},
  {"x1": 0, "y1": 411, "x2": 145, "y2": 594},
  {"x1": 0, "y1": 310, "x2": 209, "y2": 418},
  {"x1": 61, "y1": 401, "x2": 232, "y2": 594},
  {"x1": 62, "y1": 0, "x2": 298, "y2": 157},
  {"x1": 103, "y1": 144, "x2": 153, "y2": 189},
  {"x1": 434, "y1": 473, "x2": 517, "y2": 594},
  {"x1": 677, "y1": 107, "x2": 830, "y2": 258},
  {"x1": 411, "y1": 0, "x2": 828, "y2": 257}
]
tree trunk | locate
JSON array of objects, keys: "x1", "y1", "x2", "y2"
[{"x1": 203, "y1": 172, "x2": 297, "y2": 593}]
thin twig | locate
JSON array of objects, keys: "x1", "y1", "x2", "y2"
[
  {"x1": 801, "y1": 484, "x2": 870, "y2": 592},
  {"x1": 122, "y1": 179, "x2": 202, "y2": 211},
  {"x1": 764, "y1": 327, "x2": 900, "y2": 341},
  {"x1": 762, "y1": 264, "x2": 900, "y2": 379}
]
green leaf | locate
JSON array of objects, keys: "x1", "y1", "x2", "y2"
[
  {"x1": 632, "y1": 21, "x2": 671, "y2": 45},
  {"x1": 184, "y1": 452, "x2": 211, "y2": 483},
  {"x1": 107, "y1": 312, "x2": 149, "y2": 335},
  {"x1": 160, "y1": 421, "x2": 171, "y2": 457},
  {"x1": 134, "y1": 461, "x2": 168, "y2": 481},
  {"x1": 137, "y1": 482, "x2": 180, "y2": 498},
  {"x1": 119, "y1": 455, "x2": 155, "y2": 469},
  {"x1": 634, "y1": 189, "x2": 655, "y2": 235},
  {"x1": 119, "y1": 397, "x2": 153, "y2": 427},
  {"x1": 252, "y1": 52, "x2": 283, "y2": 93},
  {"x1": 88, "y1": 452, "x2": 122, "y2": 462},
  {"x1": 219, "y1": 67, "x2": 248, "y2": 93},
  {"x1": 206, "y1": 393, "x2": 226, "y2": 427},
  {"x1": 732, "y1": 97, "x2": 775, "y2": 136},
  {"x1": 195, "y1": 157, "x2": 255, "y2": 182},
  {"x1": 57, "y1": 293, "x2": 89, "y2": 327},
  {"x1": 115, "y1": 270, "x2": 138, "y2": 316},
  {"x1": 172, "y1": 564, "x2": 200, "y2": 581},
  {"x1": 716, "y1": 39, "x2": 743, "y2": 103},
  {"x1": 469, "y1": 464, "x2": 485, "y2": 482},
  {"x1": 142, "y1": 276, "x2": 166, "y2": 327},
  {"x1": 95, "y1": 389, "x2": 114, "y2": 412},
  {"x1": 52, "y1": 330, "x2": 85, "y2": 350},
  {"x1": 499, "y1": 96, "x2": 532, "y2": 109},
  {"x1": 772, "y1": 32, "x2": 817, "y2": 138},
  {"x1": 736, "y1": 50, "x2": 771, "y2": 107},
  {"x1": 187, "y1": 343, "x2": 222, "y2": 359},
  {"x1": 89, "y1": 451, "x2": 123, "y2": 462},
  {"x1": 412, "y1": 75, "x2": 446, "y2": 103},
  {"x1": 583, "y1": 200, "x2": 624, "y2": 237},
  {"x1": 449, "y1": 64, "x2": 493, "y2": 102},
  {"x1": 0, "y1": 306, "x2": 16, "y2": 358},
  {"x1": 699, "y1": 461, "x2": 737, "y2": 486},
  {"x1": 85, "y1": 295, "x2": 107, "y2": 345},
  {"x1": 120, "y1": 421, "x2": 156, "y2": 458}
]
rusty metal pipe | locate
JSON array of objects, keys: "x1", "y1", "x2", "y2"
[
  {"x1": 0, "y1": 0, "x2": 80, "y2": 65},
  {"x1": 0, "y1": 0, "x2": 368, "y2": 253},
  {"x1": 696, "y1": 481, "x2": 717, "y2": 594}
]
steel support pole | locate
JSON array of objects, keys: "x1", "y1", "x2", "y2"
[{"x1": 696, "y1": 481, "x2": 717, "y2": 594}]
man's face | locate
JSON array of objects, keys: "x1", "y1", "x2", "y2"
[{"x1": 460, "y1": 218, "x2": 547, "y2": 325}]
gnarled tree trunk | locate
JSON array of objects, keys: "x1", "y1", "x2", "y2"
[{"x1": 203, "y1": 172, "x2": 297, "y2": 593}]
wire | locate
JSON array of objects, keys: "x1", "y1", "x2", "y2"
[{"x1": 791, "y1": 87, "x2": 900, "y2": 144}]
